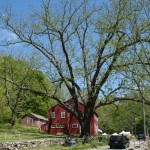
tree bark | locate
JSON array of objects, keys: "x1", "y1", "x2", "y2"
[
  {"x1": 80, "y1": 119, "x2": 91, "y2": 138},
  {"x1": 11, "y1": 110, "x2": 16, "y2": 129}
]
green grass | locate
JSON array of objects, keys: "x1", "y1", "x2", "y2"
[
  {"x1": 27, "y1": 142, "x2": 106, "y2": 150},
  {"x1": 0, "y1": 123, "x2": 41, "y2": 133},
  {"x1": 0, "y1": 123, "x2": 107, "y2": 150},
  {"x1": 0, "y1": 123, "x2": 65, "y2": 142}
]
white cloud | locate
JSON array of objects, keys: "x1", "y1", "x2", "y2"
[{"x1": 0, "y1": 29, "x2": 18, "y2": 41}]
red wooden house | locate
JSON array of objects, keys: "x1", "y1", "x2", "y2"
[
  {"x1": 41, "y1": 99, "x2": 98, "y2": 135},
  {"x1": 22, "y1": 113, "x2": 48, "y2": 128}
]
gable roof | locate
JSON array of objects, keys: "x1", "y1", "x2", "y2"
[
  {"x1": 22, "y1": 113, "x2": 48, "y2": 121},
  {"x1": 48, "y1": 98, "x2": 83, "y2": 111},
  {"x1": 49, "y1": 98, "x2": 99, "y2": 117}
]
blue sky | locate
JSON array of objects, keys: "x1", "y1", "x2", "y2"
[
  {"x1": 0, "y1": 0, "x2": 41, "y2": 53},
  {"x1": 0, "y1": 0, "x2": 104, "y2": 15},
  {"x1": 0, "y1": 0, "x2": 103, "y2": 55},
  {"x1": 0, "y1": 0, "x2": 42, "y2": 13}
]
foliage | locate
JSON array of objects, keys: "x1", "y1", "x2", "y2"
[
  {"x1": 0, "y1": 87, "x2": 11, "y2": 123},
  {"x1": 97, "y1": 100, "x2": 150, "y2": 134},
  {"x1": 0, "y1": 0, "x2": 150, "y2": 136},
  {"x1": 0, "y1": 55, "x2": 54, "y2": 126}
]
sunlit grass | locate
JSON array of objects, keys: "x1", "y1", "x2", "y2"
[
  {"x1": 27, "y1": 142, "x2": 106, "y2": 150},
  {"x1": 0, "y1": 123, "x2": 107, "y2": 150},
  {"x1": 0, "y1": 123, "x2": 65, "y2": 142}
]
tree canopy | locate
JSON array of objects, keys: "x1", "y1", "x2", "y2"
[
  {"x1": 0, "y1": 55, "x2": 54, "y2": 128},
  {"x1": 0, "y1": 0, "x2": 150, "y2": 136}
]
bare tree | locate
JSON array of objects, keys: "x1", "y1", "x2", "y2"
[{"x1": 0, "y1": 0, "x2": 150, "y2": 136}]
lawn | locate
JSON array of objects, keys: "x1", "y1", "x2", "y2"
[
  {"x1": 0, "y1": 123, "x2": 65, "y2": 142},
  {"x1": 27, "y1": 142, "x2": 106, "y2": 150},
  {"x1": 0, "y1": 123, "x2": 107, "y2": 150}
]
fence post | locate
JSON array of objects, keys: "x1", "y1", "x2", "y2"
[
  {"x1": 19, "y1": 131, "x2": 21, "y2": 142},
  {"x1": 5, "y1": 132, "x2": 6, "y2": 142}
]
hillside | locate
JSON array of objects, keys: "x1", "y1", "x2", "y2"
[{"x1": 0, "y1": 123, "x2": 64, "y2": 142}]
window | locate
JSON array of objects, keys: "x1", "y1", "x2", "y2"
[
  {"x1": 51, "y1": 112, "x2": 55, "y2": 118},
  {"x1": 27, "y1": 116, "x2": 30, "y2": 124},
  {"x1": 51, "y1": 124, "x2": 55, "y2": 128},
  {"x1": 60, "y1": 124, "x2": 64, "y2": 128},
  {"x1": 46, "y1": 125, "x2": 48, "y2": 130},
  {"x1": 56, "y1": 123, "x2": 60, "y2": 128},
  {"x1": 32, "y1": 118, "x2": 35, "y2": 126},
  {"x1": 61, "y1": 112, "x2": 65, "y2": 118},
  {"x1": 72, "y1": 124, "x2": 78, "y2": 128}
]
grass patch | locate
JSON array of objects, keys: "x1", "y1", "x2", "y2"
[
  {"x1": 27, "y1": 141, "x2": 106, "y2": 150},
  {"x1": 0, "y1": 123, "x2": 41, "y2": 133},
  {"x1": 0, "y1": 123, "x2": 107, "y2": 150},
  {"x1": 0, "y1": 123, "x2": 65, "y2": 142}
]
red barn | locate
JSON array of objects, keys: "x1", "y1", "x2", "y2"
[
  {"x1": 21, "y1": 113, "x2": 48, "y2": 128},
  {"x1": 41, "y1": 99, "x2": 98, "y2": 135}
]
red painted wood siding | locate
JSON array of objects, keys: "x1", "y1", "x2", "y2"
[
  {"x1": 90, "y1": 114, "x2": 99, "y2": 134},
  {"x1": 21, "y1": 116, "x2": 47, "y2": 128},
  {"x1": 41, "y1": 100, "x2": 99, "y2": 135}
]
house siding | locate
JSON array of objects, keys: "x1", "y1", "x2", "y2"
[
  {"x1": 22, "y1": 115, "x2": 47, "y2": 128},
  {"x1": 41, "y1": 99, "x2": 99, "y2": 135}
]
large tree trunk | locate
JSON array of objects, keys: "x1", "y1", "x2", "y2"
[
  {"x1": 80, "y1": 119, "x2": 91, "y2": 138},
  {"x1": 11, "y1": 110, "x2": 16, "y2": 129}
]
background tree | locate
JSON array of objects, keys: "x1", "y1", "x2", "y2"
[
  {"x1": 0, "y1": 87, "x2": 11, "y2": 124},
  {"x1": 119, "y1": 43, "x2": 150, "y2": 136},
  {"x1": 0, "y1": 55, "x2": 53, "y2": 128},
  {"x1": 0, "y1": 0, "x2": 150, "y2": 136},
  {"x1": 97, "y1": 101, "x2": 150, "y2": 135}
]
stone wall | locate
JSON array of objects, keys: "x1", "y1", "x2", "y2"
[
  {"x1": 0, "y1": 139, "x2": 64, "y2": 150},
  {"x1": 0, "y1": 137, "x2": 102, "y2": 150}
]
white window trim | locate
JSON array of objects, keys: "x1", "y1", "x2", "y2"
[
  {"x1": 56, "y1": 123, "x2": 60, "y2": 128},
  {"x1": 51, "y1": 112, "x2": 55, "y2": 118},
  {"x1": 72, "y1": 124, "x2": 78, "y2": 128},
  {"x1": 61, "y1": 112, "x2": 65, "y2": 118},
  {"x1": 51, "y1": 124, "x2": 55, "y2": 128}
]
